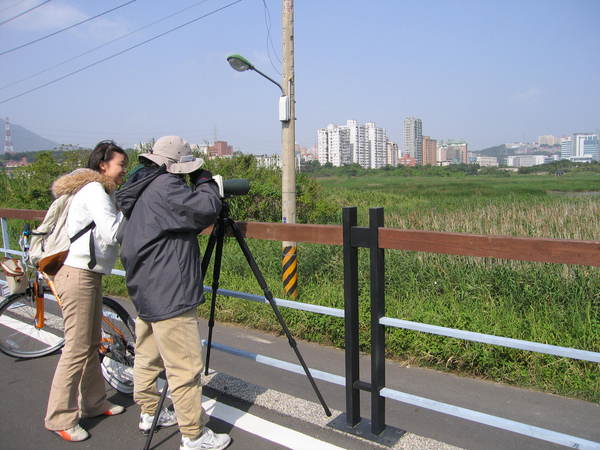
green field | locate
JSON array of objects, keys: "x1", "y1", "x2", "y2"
[
  {"x1": 103, "y1": 171, "x2": 600, "y2": 402},
  {"x1": 3, "y1": 159, "x2": 598, "y2": 403}
]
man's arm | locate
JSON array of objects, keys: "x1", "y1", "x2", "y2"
[{"x1": 157, "y1": 173, "x2": 222, "y2": 233}]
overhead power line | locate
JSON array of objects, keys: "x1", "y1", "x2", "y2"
[
  {"x1": 0, "y1": 0, "x2": 244, "y2": 105},
  {"x1": 0, "y1": 0, "x2": 29, "y2": 15},
  {"x1": 0, "y1": 0, "x2": 51, "y2": 27},
  {"x1": 261, "y1": 0, "x2": 281, "y2": 75},
  {"x1": 0, "y1": 0, "x2": 213, "y2": 91},
  {"x1": 0, "y1": 0, "x2": 136, "y2": 56}
]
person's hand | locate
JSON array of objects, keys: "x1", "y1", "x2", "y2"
[{"x1": 189, "y1": 169, "x2": 213, "y2": 186}]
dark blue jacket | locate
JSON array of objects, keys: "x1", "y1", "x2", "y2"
[{"x1": 116, "y1": 166, "x2": 221, "y2": 321}]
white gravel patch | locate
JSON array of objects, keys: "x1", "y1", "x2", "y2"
[{"x1": 203, "y1": 369, "x2": 462, "y2": 449}]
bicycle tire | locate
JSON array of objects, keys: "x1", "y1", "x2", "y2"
[
  {"x1": 100, "y1": 297, "x2": 136, "y2": 395},
  {"x1": 0, "y1": 291, "x2": 65, "y2": 358}
]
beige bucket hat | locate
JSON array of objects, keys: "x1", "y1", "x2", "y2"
[{"x1": 139, "y1": 135, "x2": 203, "y2": 174}]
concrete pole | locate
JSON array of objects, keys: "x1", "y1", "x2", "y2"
[{"x1": 281, "y1": 0, "x2": 298, "y2": 299}]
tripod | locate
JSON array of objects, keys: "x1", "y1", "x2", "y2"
[{"x1": 144, "y1": 200, "x2": 331, "y2": 450}]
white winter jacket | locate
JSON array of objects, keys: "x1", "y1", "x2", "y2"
[{"x1": 51, "y1": 169, "x2": 123, "y2": 275}]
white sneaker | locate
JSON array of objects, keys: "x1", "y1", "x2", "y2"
[
  {"x1": 53, "y1": 424, "x2": 89, "y2": 442},
  {"x1": 180, "y1": 428, "x2": 231, "y2": 450},
  {"x1": 138, "y1": 408, "x2": 178, "y2": 433}
]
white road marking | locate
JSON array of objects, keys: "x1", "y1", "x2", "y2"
[
  {"x1": 244, "y1": 335, "x2": 273, "y2": 344},
  {"x1": 202, "y1": 396, "x2": 345, "y2": 450},
  {"x1": 0, "y1": 314, "x2": 63, "y2": 346}
]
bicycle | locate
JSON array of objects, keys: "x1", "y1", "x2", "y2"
[{"x1": 0, "y1": 224, "x2": 136, "y2": 395}]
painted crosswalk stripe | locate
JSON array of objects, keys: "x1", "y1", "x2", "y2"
[{"x1": 202, "y1": 396, "x2": 344, "y2": 450}]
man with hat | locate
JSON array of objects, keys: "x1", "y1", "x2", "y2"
[{"x1": 116, "y1": 136, "x2": 231, "y2": 450}]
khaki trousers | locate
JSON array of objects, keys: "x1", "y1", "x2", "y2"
[
  {"x1": 45, "y1": 265, "x2": 109, "y2": 430},
  {"x1": 134, "y1": 309, "x2": 206, "y2": 439}
]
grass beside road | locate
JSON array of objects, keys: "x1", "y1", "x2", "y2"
[{"x1": 100, "y1": 171, "x2": 600, "y2": 402}]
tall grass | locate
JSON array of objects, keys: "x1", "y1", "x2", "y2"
[{"x1": 71, "y1": 172, "x2": 600, "y2": 402}]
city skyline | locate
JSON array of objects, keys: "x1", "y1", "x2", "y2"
[{"x1": 0, "y1": 1, "x2": 598, "y2": 153}]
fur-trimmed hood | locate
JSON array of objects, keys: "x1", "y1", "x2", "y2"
[{"x1": 52, "y1": 168, "x2": 117, "y2": 198}]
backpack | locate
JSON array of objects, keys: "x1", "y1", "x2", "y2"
[{"x1": 29, "y1": 194, "x2": 96, "y2": 275}]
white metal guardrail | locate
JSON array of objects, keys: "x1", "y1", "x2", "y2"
[{"x1": 380, "y1": 317, "x2": 600, "y2": 363}]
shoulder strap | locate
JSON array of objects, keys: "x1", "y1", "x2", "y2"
[{"x1": 70, "y1": 221, "x2": 97, "y2": 270}]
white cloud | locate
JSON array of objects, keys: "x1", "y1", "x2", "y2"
[
  {"x1": 4, "y1": 0, "x2": 129, "y2": 39},
  {"x1": 5, "y1": 0, "x2": 86, "y2": 30}
]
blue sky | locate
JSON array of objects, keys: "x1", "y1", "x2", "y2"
[{"x1": 0, "y1": 0, "x2": 598, "y2": 153}]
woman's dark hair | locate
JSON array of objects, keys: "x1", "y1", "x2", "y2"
[{"x1": 88, "y1": 140, "x2": 128, "y2": 171}]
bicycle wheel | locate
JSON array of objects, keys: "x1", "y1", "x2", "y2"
[
  {"x1": 0, "y1": 292, "x2": 65, "y2": 358},
  {"x1": 100, "y1": 297, "x2": 136, "y2": 395}
]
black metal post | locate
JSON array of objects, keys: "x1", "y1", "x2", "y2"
[
  {"x1": 369, "y1": 207, "x2": 385, "y2": 434},
  {"x1": 342, "y1": 207, "x2": 360, "y2": 427}
]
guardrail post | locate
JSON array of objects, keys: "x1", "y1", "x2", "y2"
[
  {"x1": 1, "y1": 217, "x2": 9, "y2": 257},
  {"x1": 369, "y1": 207, "x2": 385, "y2": 434},
  {"x1": 342, "y1": 207, "x2": 360, "y2": 427}
]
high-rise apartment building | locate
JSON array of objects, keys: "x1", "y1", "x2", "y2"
[
  {"x1": 422, "y1": 136, "x2": 437, "y2": 165},
  {"x1": 346, "y1": 120, "x2": 368, "y2": 167},
  {"x1": 366, "y1": 122, "x2": 387, "y2": 169},
  {"x1": 403, "y1": 117, "x2": 423, "y2": 164},
  {"x1": 317, "y1": 124, "x2": 351, "y2": 166},
  {"x1": 317, "y1": 120, "x2": 387, "y2": 168},
  {"x1": 386, "y1": 141, "x2": 399, "y2": 167}
]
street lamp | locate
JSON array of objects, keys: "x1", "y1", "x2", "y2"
[
  {"x1": 227, "y1": 54, "x2": 289, "y2": 121},
  {"x1": 226, "y1": 53, "x2": 297, "y2": 299},
  {"x1": 227, "y1": 55, "x2": 283, "y2": 94}
]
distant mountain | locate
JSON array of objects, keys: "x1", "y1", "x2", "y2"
[
  {"x1": 474, "y1": 144, "x2": 512, "y2": 158},
  {"x1": 0, "y1": 118, "x2": 57, "y2": 153}
]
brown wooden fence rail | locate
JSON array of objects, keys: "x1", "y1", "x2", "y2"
[{"x1": 3, "y1": 207, "x2": 600, "y2": 266}]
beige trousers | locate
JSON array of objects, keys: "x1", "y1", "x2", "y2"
[
  {"x1": 45, "y1": 265, "x2": 109, "y2": 430},
  {"x1": 134, "y1": 309, "x2": 206, "y2": 439}
]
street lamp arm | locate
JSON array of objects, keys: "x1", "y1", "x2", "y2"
[{"x1": 251, "y1": 66, "x2": 284, "y2": 95}]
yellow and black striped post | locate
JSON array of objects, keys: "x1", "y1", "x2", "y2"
[{"x1": 282, "y1": 245, "x2": 298, "y2": 299}]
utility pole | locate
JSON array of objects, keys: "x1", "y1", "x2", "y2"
[{"x1": 281, "y1": 0, "x2": 297, "y2": 299}]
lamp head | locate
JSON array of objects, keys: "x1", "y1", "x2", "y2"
[{"x1": 227, "y1": 54, "x2": 254, "y2": 72}]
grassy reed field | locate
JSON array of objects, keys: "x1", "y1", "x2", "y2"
[{"x1": 93, "y1": 171, "x2": 600, "y2": 402}]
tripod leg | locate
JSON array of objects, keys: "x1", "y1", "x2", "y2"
[
  {"x1": 225, "y1": 218, "x2": 332, "y2": 417},
  {"x1": 204, "y1": 220, "x2": 225, "y2": 376},
  {"x1": 200, "y1": 227, "x2": 218, "y2": 287},
  {"x1": 143, "y1": 373, "x2": 169, "y2": 450}
]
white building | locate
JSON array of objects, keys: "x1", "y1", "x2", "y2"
[
  {"x1": 255, "y1": 154, "x2": 281, "y2": 169},
  {"x1": 560, "y1": 136, "x2": 573, "y2": 159},
  {"x1": 506, "y1": 155, "x2": 546, "y2": 167},
  {"x1": 560, "y1": 134, "x2": 599, "y2": 161},
  {"x1": 346, "y1": 120, "x2": 368, "y2": 167},
  {"x1": 317, "y1": 120, "x2": 388, "y2": 168},
  {"x1": 366, "y1": 122, "x2": 387, "y2": 169},
  {"x1": 476, "y1": 156, "x2": 498, "y2": 167},
  {"x1": 574, "y1": 133, "x2": 598, "y2": 160}
]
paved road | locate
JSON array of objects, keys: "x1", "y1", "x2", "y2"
[
  {"x1": 0, "y1": 349, "x2": 373, "y2": 450},
  {"x1": 1, "y1": 294, "x2": 599, "y2": 450}
]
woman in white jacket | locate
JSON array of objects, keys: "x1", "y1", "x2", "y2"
[{"x1": 44, "y1": 141, "x2": 128, "y2": 442}]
